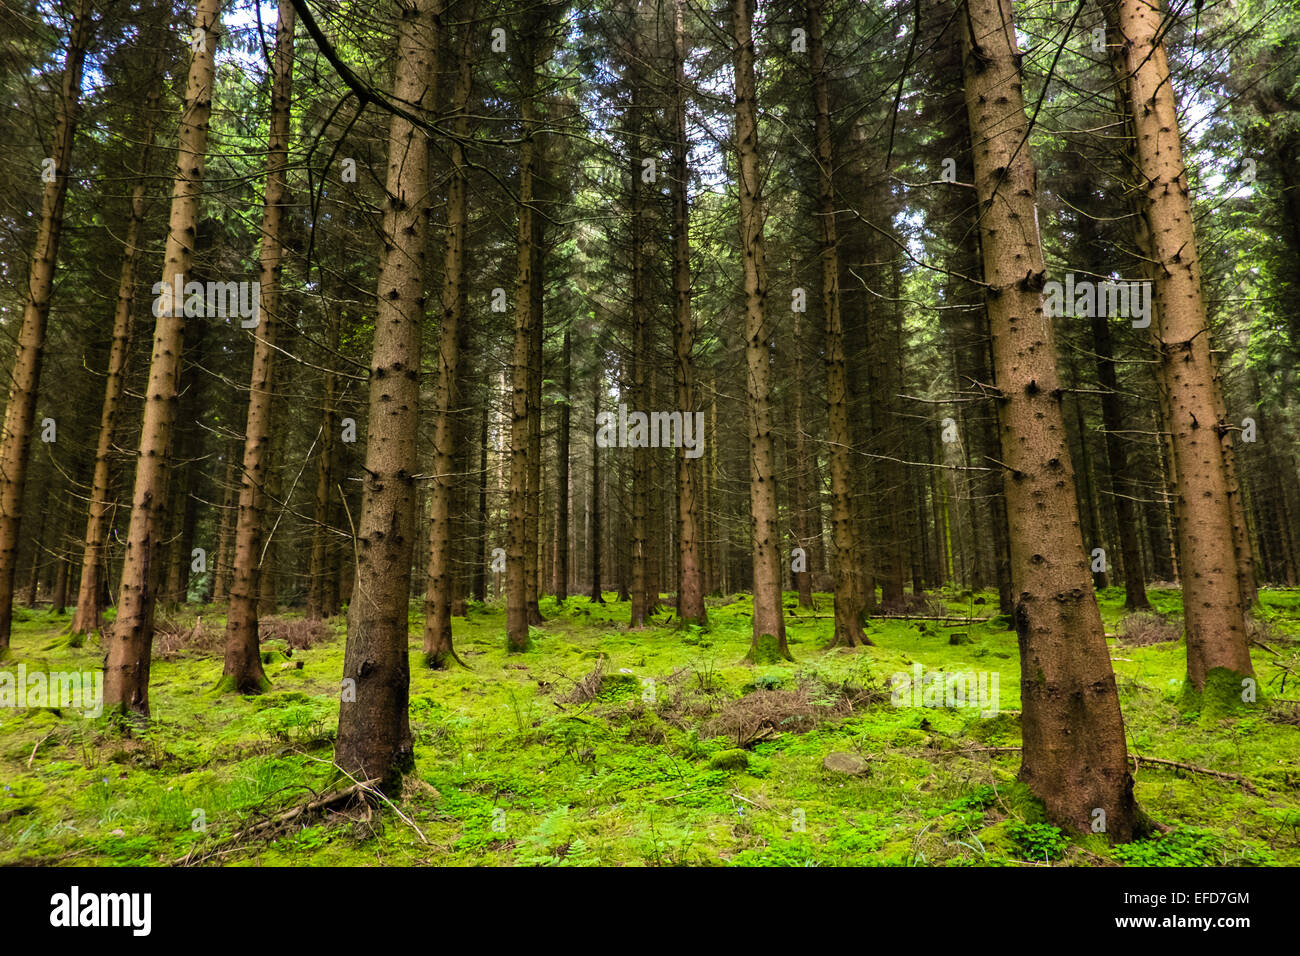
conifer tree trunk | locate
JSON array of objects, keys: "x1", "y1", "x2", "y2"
[
  {"x1": 306, "y1": 309, "x2": 340, "y2": 620},
  {"x1": 221, "y1": 0, "x2": 295, "y2": 694},
  {"x1": 71, "y1": 66, "x2": 163, "y2": 636},
  {"x1": 333, "y1": 0, "x2": 438, "y2": 788},
  {"x1": 808, "y1": 0, "x2": 867, "y2": 646},
  {"x1": 590, "y1": 368, "x2": 605, "y2": 603},
  {"x1": 962, "y1": 0, "x2": 1139, "y2": 839},
  {"x1": 732, "y1": 0, "x2": 788, "y2": 662},
  {"x1": 423, "y1": 18, "x2": 472, "y2": 667},
  {"x1": 671, "y1": 0, "x2": 705, "y2": 627},
  {"x1": 0, "y1": 0, "x2": 94, "y2": 652},
  {"x1": 554, "y1": 326, "x2": 571, "y2": 602},
  {"x1": 507, "y1": 37, "x2": 538, "y2": 651},
  {"x1": 1104, "y1": 0, "x2": 1255, "y2": 691},
  {"x1": 104, "y1": 0, "x2": 222, "y2": 714}
]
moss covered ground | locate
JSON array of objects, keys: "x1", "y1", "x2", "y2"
[{"x1": 2, "y1": 586, "x2": 1298, "y2": 866}]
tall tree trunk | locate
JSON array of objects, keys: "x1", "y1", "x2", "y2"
[
  {"x1": 104, "y1": 0, "x2": 222, "y2": 715},
  {"x1": 0, "y1": 0, "x2": 93, "y2": 652},
  {"x1": 808, "y1": 0, "x2": 867, "y2": 646},
  {"x1": 554, "y1": 327, "x2": 571, "y2": 602},
  {"x1": 211, "y1": 443, "x2": 238, "y2": 605},
  {"x1": 962, "y1": 0, "x2": 1139, "y2": 839},
  {"x1": 306, "y1": 309, "x2": 341, "y2": 620},
  {"x1": 629, "y1": 59, "x2": 651, "y2": 628},
  {"x1": 473, "y1": 398, "x2": 489, "y2": 602},
  {"x1": 1104, "y1": 0, "x2": 1255, "y2": 692},
  {"x1": 423, "y1": 17, "x2": 471, "y2": 667},
  {"x1": 590, "y1": 368, "x2": 605, "y2": 603},
  {"x1": 507, "y1": 38, "x2": 538, "y2": 651},
  {"x1": 71, "y1": 66, "x2": 162, "y2": 635},
  {"x1": 333, "y1": 0, "x2": 438, "y2": 789},
  {"x1": 732, "y1": 0, "x2": 788, "y2": 662},
  {"x1": 220, "y1": 0, "x2": 295, "y2": 694}
]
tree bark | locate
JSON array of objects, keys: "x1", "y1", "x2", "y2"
[
  {"x1": 0, "y1": 0, "x2": 94, "y2": 651},
  {"x1": 104, "y1": 0, "x2": 222, "y2": 715},
  {"x1": 71, "y1": 58, "x2": 162, "y2": 635},
  {"x1": 962, "y1": 0, "x2": 1139, "y2": 839},
  {"x1": 1104, "y1": 0, "x2": 1255, "y2": 691},
  {"x1": 732, "y1": 0, "x2": 788, "y2": 662},
  {"x1": 220, "y1": 0, "x2": 295, "y2": 694},
  {"x1": 333, "y1": 0, "x2": 438, "y2": 790},
  {"x1": 423, "y1": 17, "x2": 471, "y2": 667},
  {"x1": 808, "y1": 0, "x2": 867, "y2": 647}
]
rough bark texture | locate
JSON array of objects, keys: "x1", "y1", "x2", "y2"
[
  {"x1": 507, "y1": 42, "x2": 537, "y2": 651},
  {"x1": 423, "y1": 18, "x2": 471, "y2": 667},
  {"x1": 962, "y1": 0, "x2": 1139, "y2": 839},
  {"x1": 732, "y1": 0, "x2": 788, "y2": 662},
  {"x1": 104, "y1": 0, "x2": 222, "y2": 715},
  {"x1": 220, "y1": 0, "x2": 295, "y2": 695},
  {"x1": 1105, "y1": 0, "x2": 1255, "y2": 691},
  {"x1": 333, "y1": 0, "x2": 438, "y2": 789},
  {"x1": 0, "y1": 0, "x2": 93, "y2": 652},
  {"x1": 808, "y1": 0, "x2": 867, "y2": 647}
]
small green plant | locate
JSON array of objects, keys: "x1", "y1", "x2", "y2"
[{"x1": 1006, "y1": 821, "x2": 1069, "y2": 861}]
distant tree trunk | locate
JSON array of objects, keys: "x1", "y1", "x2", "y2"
[
  {"x1": 1105, "y1": 0, "x2": 1254, "y2": 691},
  {"x1": 962, "y1": 0, "x2": 1139, "y2": 840},
  {"x1": 104, "y1": 0, "x2": 222, "y2": 716},
  {"x1": 306, "y1": 310, "x2": 341, "y2": 620},
  {"x1": 808, "y1": 0, "x2": 867, "y2": 647},
  {"x1": 0, "y1": 0, "x2": 93, "y2": 652},
  {"x1": 629, "y1": 61, "x2": 651, "y2": 628},
  {"x1": 220, "y1": 0, "x2": 295, "y2": 694},
  {"x1": 732, "y1": 0, "x2": 788, "y2": 662},
  {"x1": 212, "y1": 444, "x2": 238, "y2": 605},
  {"x1": 790, "y1": 311, "x2": 814, "y2": 609},
  {"x1": 590, "y1": 368, "x2": 605, "y2": 603},
  {"x1": 526, "y1": 200, "x2": 546, "y2": 625},
  {"x1": 473, "y1": 399, "x2": 489, "y2": 602},
  {"x1": 333, "y1": 0, "x2": 439, "y2": 790},
  {"x1": 71, "y1": 69, "x2": 161, "y2": 635},
  {"x1": 554, "y1": 327, "x2": 571, "y2": 602},
  {"x1": 423, "y1": 18, "x2": 471, "y2": 667}
]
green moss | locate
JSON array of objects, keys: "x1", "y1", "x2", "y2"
[{"x1": 0, "y1": 587, "x2": 1295, "y2": 866}]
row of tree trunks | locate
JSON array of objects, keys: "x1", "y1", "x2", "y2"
[{"x1": 0, "y1": 0, "x2": 94, "y2": 653}]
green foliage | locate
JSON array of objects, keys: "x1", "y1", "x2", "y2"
[{"x1": 1005, "y1": 822, "x2": 1069, "y2": 862}]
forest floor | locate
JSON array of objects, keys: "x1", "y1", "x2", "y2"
[{"x1": 2, "y1": 587, "x2": 1299, "y2": 866}]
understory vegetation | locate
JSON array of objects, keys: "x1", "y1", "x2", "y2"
[{"x1": 4, "y1": 587, "x2": 1298, "y2": 867}]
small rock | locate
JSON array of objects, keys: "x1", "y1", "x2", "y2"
[
  {"x1": 821, "y1": 752, "x2": 869, "y2": 776},
  {"x1": 949, "y1": 632, "x2": 971, "y2": 645}
]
